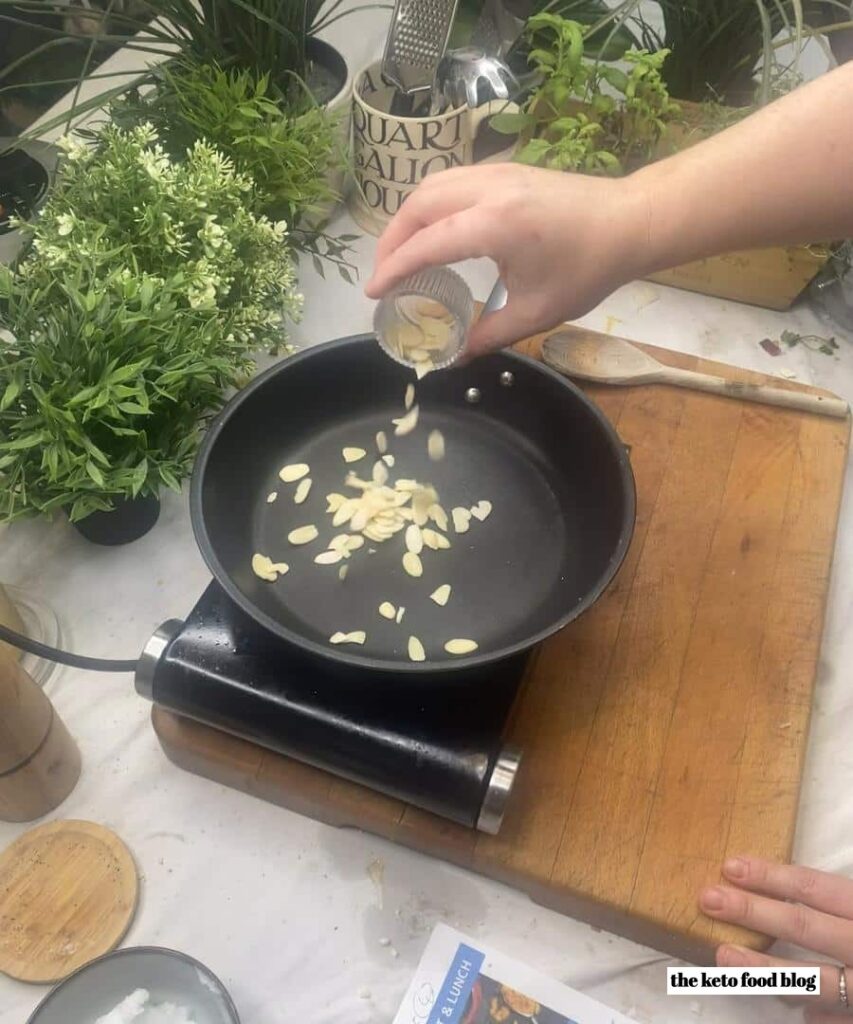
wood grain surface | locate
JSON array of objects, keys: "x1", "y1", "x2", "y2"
[
  {"x1": 0, "y1": 819, "x2": 138, "y2": 983},
  {"x1": 152, "y1": 323, "x2": 850, "y2": 962}
]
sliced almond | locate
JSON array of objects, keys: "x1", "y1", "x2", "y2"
[
  {"x1": 338, "y1": 564, "x2": 349, "y2": 581},
  {"x1": 251, "y1": 553, "x2": 289, "y2": 582},
  {"x1": 288, "y1": 524, "x2": 319, "y2": 545},
  {"x1": 404, "y1": 383, "x2": 415, "y2": 410},
  {"x1": 314, "y1": 549, "x2": 343, "y2": 565},
  {"x1": 372, "y1": 460, "x2": 389, "y2": 486},
  {"x1": 326, "y1": 493, "x2": 346, "y2": 513},
  {"x1": 266, "y1": 492, "x2": 278, "y2": 504},
  {"x1": 382, "y1": 454, "x2": 395, "y2": 468},
  {"x1": 430, "y1": 584, "x2": 451, "y2": 607},
  {"x1": 445, "y1": 638, "x2": 478, "y2": 655},
  {"x1": 409, "y1": 348, "x2": 431, "y2": 363},
  {"x1": 395, "y1": 606, "x2": 405, "y2": 624},
  {"x1": 392, "y1": 405, "x2": 419, "y2": 437},
  {"x1": 427, "y1": 430, "x2": 445, "y2": 461},
  {"x1": 402, "y1": 551, "x2": 423, "y2": 578},
  {"x1": 405, "y1": 524, "x2": 423, "y2": 555},
  {"x1": 350, "y1": 507, "x2": 370, "y2": 532},
  {"x1": 332, "y1": 498, "x2": 359, "y2": 527},
  {"x1": 407, "y1": 635, "x2": 426, "y2": 662},
  {"x1": 378, "y1": 601, "x2": 396, "y2": 620},
  {"x1": 279, "y1": 462, "x2": 309, "y2": 483},
  {"x1": 342, "y1": 447, "x2": 367, "y2": 463},
  {"x1": 376, "y1": 430, "x2": 388, "y2": 454},
  {"x1": 330, "y1": 631, "x2": 366, "y2": 645},
  {"x1": 428, "y1": 503, "x2": 448, "y2": 532},
  {"x1": 394, "y1": 479, "x2": 418, "y2": 492},
  {"x1": 412, "y1": 298, "x2": 448, "y2": 319},
  {"x1": 451, "y1": 507, "x2": 471, "y2": 534},
  {"x1": 345, "y1": 535, "x2": 365, "y2": 552},
  {"x1": 294, "y1": 478, "x2": 312, "y2": 505},
  {"x1": 415, "y1": 363, "x2": 432, "y2": 381},
  {"x1": 471, "y1": 500, "x2": 492, "y2": 522},
  {"x1": 421, "y1": 528, "x2": 441, "y2": 551}
]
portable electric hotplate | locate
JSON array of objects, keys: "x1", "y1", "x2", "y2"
[{"x1": 136, "y1": 581, "x2": 527, "y2": 833}]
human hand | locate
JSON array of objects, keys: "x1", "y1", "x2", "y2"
[
  {"x1": 699, "y1": 856, "x2": 853, "y2": 1021},
  {"x1": 364, "y1": 163, "x2": 649, "y2": 359}
]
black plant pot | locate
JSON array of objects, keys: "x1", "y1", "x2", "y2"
[
  {"x1": 72, "y1": 494, "x2": 161, "y2": 546},
  {"x1": 305, "y1": 37, "x2": 348, "y2": 107},
  {"x1": 0, "y1": 137, "x2": 58, "y2": 266}
]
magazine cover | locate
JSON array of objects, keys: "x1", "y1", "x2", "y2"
[{"x1": 394, "y1": 924, "x2": 639, "y2": 1024}]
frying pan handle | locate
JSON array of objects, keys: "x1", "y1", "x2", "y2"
[{"x1": 481, "y1": 279, "x2": 507, "y2": 317}]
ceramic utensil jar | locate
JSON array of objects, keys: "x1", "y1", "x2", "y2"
[
  {"x1": 0, "y1": 648, "x2": 81, "y2": 821},
  {"x1": 349, "y1": 61, "x2": 518, "y2": 235}
]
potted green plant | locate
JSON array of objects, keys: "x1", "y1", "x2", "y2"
[
  {"x1": 0, "y1": 0, "x2": 363, "y2": 254},
  {"x1": 493, "y1": 15, "x2": 679, "y2": 173},
  {"x1": 0, "y1": 123, "x2": 301, "y2": 543},
  {"x1": 106, "y1": 59, "x2": 357, "y2": 279}
]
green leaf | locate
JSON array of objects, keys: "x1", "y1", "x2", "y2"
[
  {"x1": 0, "y1": 433, "x2": 46, "y2": 451},
  {"x1": 131, "y1": 459, "x2": 148, "y2": 497},
  {"x1": 68, "y1": 385, "x2": 102, "y2": 407},
  {"x1": 489, "y1": 112, "x2": 534, "y2": 135},
  {"x1": 159, "y1": 465, "x2": 182, "y2": 492},
  {"x1": 601, "y1": 67, "x2": 629, "y2": 93},
  {"x1": 85, "y1": 459, "x2": 106, "y2": 486},
  {"x1": 117, "y1": 402, "x2": 151, "y2": 415},
  {"x1": 109, "y1": 360, "x2": 150, "y2": 385},
  {"x1": 0, "y1": 378, "x2": 21, "y2": 412}
]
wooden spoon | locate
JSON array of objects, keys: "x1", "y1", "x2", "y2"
[{"x1": 542, "y1": 330, "x2": 849, "y2": 419}]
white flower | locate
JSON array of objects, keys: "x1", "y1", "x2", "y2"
[
  {"x1": 199, "y1": 217, "x2": 225, "y2": 251},
  {"x1": 55, "y1": 213, "x2": 75, "y2": 237},
  {"x1": 140, "y1": 149, "x2": 169, "y2": 180},
  {"x1": 57, "y1": 135, "x2": 90, "y2": 163}
]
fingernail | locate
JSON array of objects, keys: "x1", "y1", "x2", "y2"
[
  {"x1": 701, "y1": 886, "x2": 726, "y2": 912},
  {"x1": 718, "y1": 944, "x2": 748, "y2": 966},
  {"x1": 724, "y1": 856, "x2": 748, "y2": 879}
]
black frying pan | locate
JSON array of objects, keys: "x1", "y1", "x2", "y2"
[{"x1": 191, "y1": 334, "x2": 635, "y2": 675}]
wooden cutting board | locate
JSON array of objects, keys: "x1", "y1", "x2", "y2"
[{"x1": 152, "y1": 324, "x2": 850, "y2": 963}]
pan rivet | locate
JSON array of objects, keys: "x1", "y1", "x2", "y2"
[
  {"x1": 499, "y1": 371, "x2": 514, "y2": 387},
  {"x1": 465, "y1": 387, "x2": 481, "y2": 403}
]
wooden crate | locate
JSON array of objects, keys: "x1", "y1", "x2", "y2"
[{"x1": 647, "y1": 101, "x2": 831, "y2": 308}]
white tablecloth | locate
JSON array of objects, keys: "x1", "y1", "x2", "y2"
[{"x1": 2, "y1": 11, "x2": 852, "y2": 1024}]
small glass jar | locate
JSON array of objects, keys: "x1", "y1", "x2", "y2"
[{"x1": 374, "y1": 267, "x2": 474, "y2": 373}]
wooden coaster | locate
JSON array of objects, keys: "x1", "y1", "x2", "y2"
[{"x1": 0, "y1": 819, "x2": 138, "y2": 983}]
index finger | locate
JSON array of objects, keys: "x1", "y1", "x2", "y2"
[
  {"x1": 369, "y1": 167, "x2": 506, "y2": 287},
  {"x1": 367, "y1": 207, "x2": 498, "y2": 297}
]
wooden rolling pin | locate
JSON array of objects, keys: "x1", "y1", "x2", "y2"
[{"x1": 0, "y1": 648, "x2": 81, "y2": 822}]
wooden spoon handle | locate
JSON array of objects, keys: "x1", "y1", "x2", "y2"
[{"x1": 664, "y1": 367, "x2": 849, "y2": 419}]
